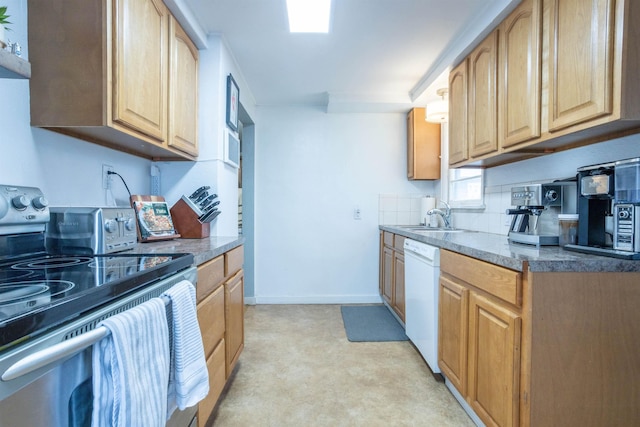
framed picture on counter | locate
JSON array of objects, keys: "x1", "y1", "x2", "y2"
[{"x1": 226, "y1": 74, "x2": 239, "y2": 131}]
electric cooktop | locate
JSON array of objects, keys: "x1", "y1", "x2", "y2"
[{"x1": 0, "y1": 252, "x2": 194, "y2": 351}]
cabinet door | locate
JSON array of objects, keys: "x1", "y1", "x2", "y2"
[
  {"x1": 225, "y1": 269, "x2": 244, "y2": 377},
  {"x1": 393, "y1": 251, "x2": 405, "y2": 322},
  {"x1": 438, "y1": 276, "x2": 469, "y2": 395},
  {"x1": 198, "y1": 339, "x2": 226, "y2": 427},
  {"x1": 382, "y1": 246, "x2": 394, "y2": 305},
  {"x1": 499, "y1": 0, "x2": 542, "y2": 148},
  {"x1": 448, "y1": 59, "x2": 469, "y2": 165},
  {"x1": 407, "y1": 109, "x2": 417, "y2": 179},
  {"x1": 168, "y1": 16, "x2": 199, "y2": 157},
  {"x1": 469, "y1": 30, "x2": 498, "y2": 157},
  {"x1": 547, "y1": 0, "x2": 614, "y2": 131},
  {"x1": 113, "y1": 0, "x2": 168, "y2": 141},
  {"x1": 468, "y1": 292, "x2": 521, "y2": 427},
  {"x1": 197, "y1": 284, "x2": 225, "y2": 358},
  {"x1": 407, "y1": 108, "x2": 441, "y2": 180}
]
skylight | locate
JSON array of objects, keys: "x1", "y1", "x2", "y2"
[{"x1": 286, "y1": 0, "x2": 332, "y2": 33}]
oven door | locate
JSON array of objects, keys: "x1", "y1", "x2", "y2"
[
  {"x1": 0, "y1": 266, "x2": 199, "y2": 427},
  {"x1": 0, "y1": 349, "x2": 197, "y2": 427},
  {"x1": 0, "y1": 350, "x2": 91, "y2": 427}
]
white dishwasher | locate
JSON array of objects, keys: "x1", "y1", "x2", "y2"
[{"x1": 403, "y1": 238, "x2": 440, "y2": 374}]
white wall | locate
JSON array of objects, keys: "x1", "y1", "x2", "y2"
[
  {"x1": 0, "y1": 75, "x2": 151, "y2": 208},
  {"x1": 254, "y1": 106, "x2": 436, "y2": 303},
  {"x1": 157, "y1": 35, "x2": 254, "y2": 237}
]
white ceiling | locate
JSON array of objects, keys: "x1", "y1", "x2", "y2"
[{"x1": 177, "y1": 0, "x2": 520, "y2": 112}]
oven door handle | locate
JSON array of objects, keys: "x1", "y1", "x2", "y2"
[{"x1": 1, "y1": 327, "x2": 108, "y2": 381}]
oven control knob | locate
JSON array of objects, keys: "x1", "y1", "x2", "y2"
[
  {"x1": 125, "y1": 218, "x2": 136, "y2": 231},
  {"x1": 0, "y1": 196, "x2": 8, "y2": 220},
  {"x1": 32, "y1": 196, "x2": 49, "y2": 210},
  {"x1": 12, "y1": 195, "x2": 30, "y2": 210},
  {"x1": 104, "y1": 219, "x2": 118, "y2": 233}
]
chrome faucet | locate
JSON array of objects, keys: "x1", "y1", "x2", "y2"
[{"x1": 427, "y1": 201, "x2": 452, "y2": 229}]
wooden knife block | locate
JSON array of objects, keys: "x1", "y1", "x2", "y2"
[{"x1": 170, "y1": 198, "x2": 210, "y2": 239}]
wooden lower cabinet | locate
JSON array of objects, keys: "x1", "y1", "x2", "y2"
[
  {"x1": 468, "y1": 292, "x2": 521, "y2": 427},
  {"x1": 439, "y1": 250, "x2": 521, "y2": 427},
  {"x1": 198, "y1": 339, "x2": 226, "y2": 427},
  {"x1": 392, "y1": 250, "x2": 405, "y2": 320},
  {"x1": 439, "y1": 249, "x2": 640, "y2": 426},
  {"x1": 225, "y1": 270, "x2": 245, "y2": 377},
  {"x1": 438, "y1": 276, "x2": 468, "y2": 395},
  {"x1": 382, "y1": 245, "x2": 393, "y2": 304},
  {"x1": 196, "y1": 246, "x2": 244, "y2": 427},
  {"x1": 379, "y1": 231, "x2": 405, "y2": 322}
]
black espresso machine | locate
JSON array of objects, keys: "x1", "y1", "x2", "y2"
[{"x1": 565, "y1": 157, "x2": 640, "y2": 259}]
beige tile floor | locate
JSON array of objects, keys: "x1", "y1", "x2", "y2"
[{"x1": 207, "y1": 305, "x2": 475, "y2": 427}]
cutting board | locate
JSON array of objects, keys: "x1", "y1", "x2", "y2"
[{"x1": 130, "y1": 195, "x2": 181, "y2": 242}]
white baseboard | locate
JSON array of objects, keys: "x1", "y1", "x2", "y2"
[
  {"x1": 244, "y1": 296, "x2": 257, "y2": 305},
  {"x1": 444, "y1": 378, "x2": 485, "y2": 427},
  {"x1": 253, "y1": 295, "x2": 383, "y2": 305}
]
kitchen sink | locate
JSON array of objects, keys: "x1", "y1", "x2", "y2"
[{"x1": 400, "y1": 226, "x2": 469, "y2": 233}]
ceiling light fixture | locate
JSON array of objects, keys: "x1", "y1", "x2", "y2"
[
  {"x1": 425, "y1": 88, "x2": 449, "y2": 123},
  {"x1": 286, "y1": 0, "x2": 332, "y2": 33}
]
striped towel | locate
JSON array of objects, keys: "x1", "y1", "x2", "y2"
[
  {"x1": 92, "y1": 298, "x2": 170, "y2": 427},
  {"x1": 162, "y1": 280, "x2": 209, "y2": 416}
]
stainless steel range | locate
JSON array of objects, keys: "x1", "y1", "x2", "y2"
[{"x1": 0, "y1": 184, "x2": 197, "y2": 427}]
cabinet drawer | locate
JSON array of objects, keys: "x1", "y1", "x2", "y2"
[
  {"x1": 197, "y1": 284, "x2": 225, "y2": 358},
  {"x1": 196, "y1": 255, "x2": 224, "y2": 303},
  {"x1": 225, "y1": 246, "x2": 244, "y2": 276},
  {"x1": 393, "y1": 234, "x2": 405, "y2": 252},
  {"x1": 383, "y1": 231, "x2": 394, "y2": 247},
  {"x1": 441, "y1": 250, "x2": 522, "y2": 307},
  {"x1": 198, "y1": 338, "x2": 226, "y2": 427}
]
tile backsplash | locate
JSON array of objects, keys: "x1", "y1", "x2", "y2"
[
  {"x1": 378, "y1": 194, "x2": 429, "y2": 226},
  {"x1": 379, "y1": 177, "x2": 576, "y2": 236}
]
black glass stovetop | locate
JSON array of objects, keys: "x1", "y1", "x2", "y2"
[{"x1": 0, "y1": 252, "x2": 193, "y2": 351}]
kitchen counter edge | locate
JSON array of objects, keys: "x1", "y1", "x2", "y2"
[
  {"x1": 380, "y1": 226, "x2": 640, "y2": 273},
  {"x1": 130, "y1": 235, "x2": 244, "y2": 266}
]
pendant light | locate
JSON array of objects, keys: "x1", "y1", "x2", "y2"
[{"x1": 425, "y1": 88, "x2": 449, "y2": 123}]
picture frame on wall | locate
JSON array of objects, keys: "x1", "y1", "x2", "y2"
[{"x1": 226, "y1": 74, "x2": 239, "y2": 131}]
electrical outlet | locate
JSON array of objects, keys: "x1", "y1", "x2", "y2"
[
  {"x1": 102, "y1": 164, "x2": 114, "y2": 189},
  {"x1": 150, "y1": 165, "x2": 161, "y2": 195},
  {"x1": 354, "y1": 207, "x2": 362, "y2": 220}
]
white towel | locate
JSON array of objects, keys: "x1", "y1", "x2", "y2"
[
  {"x1": 92, "y1": 298, "x2": 170, "y2": 427},
  {"x1": 162, "y1": 280, "x2": 209, "y2": 416}
]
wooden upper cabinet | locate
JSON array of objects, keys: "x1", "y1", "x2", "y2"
[
  {"x1": 468, "y1": 30, "x2": 499, "y2": 158},
  {"x1": 448, "y1": 59, "x2": 469, "y2": 165},
  {"x1": 499, "y1": 0, "x2": 542, "y2": 148},
  {"x1": 407, "y1": 108, "x2": 441, "y2": 180},
  {"x1": 113, "y1": 0, "x2": 168, "y2": 141},
  {"x1": 169, "y1": 16, "x2": 199, "y2": 157},
  {"x1": 28, "y1": 0, "x2": 198, "y2": 160},
  {"x1": 547, "y1": 0, "x2": 615, "y2": 132}
]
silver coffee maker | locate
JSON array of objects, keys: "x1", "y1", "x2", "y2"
[
  {"x1": 506, "y1": 182, "x2": 576, "y2": 246},
  {"x1": 564, "y1": 157, "x2": 640, "y2": 259},
  {"x1": 612, "y1": 158, "x2": 640, "y2": 252}
]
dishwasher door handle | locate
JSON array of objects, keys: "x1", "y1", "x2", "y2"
[{"x1": 404, "y1": 249, "x2": 437, "y2": 265}]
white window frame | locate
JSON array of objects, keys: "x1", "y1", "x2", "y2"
[{"x1": 447, "y1": 168, "x2": 485, "y2": 209}]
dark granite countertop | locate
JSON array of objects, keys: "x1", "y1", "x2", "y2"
[
  {"x1": 129, "y1": 235, "x2": 244, "y2": 266},
  {"x1": 380, "y1": 225, "x2": 640, "y2": 273}
]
